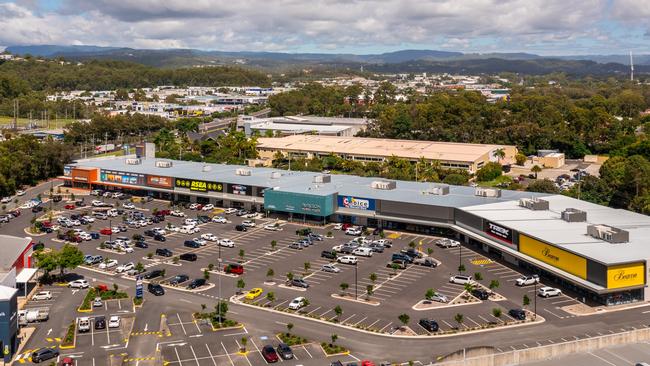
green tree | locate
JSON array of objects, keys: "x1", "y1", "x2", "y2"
[
  {"x1": 398, "y1": 313, "x2": 410, "y2": 329},
  {"x1": 286, "y1": 271, "x2": 294, "y2": 282},
  {"x1": 458, "y1": 264, "x2": 466, "y2": 273},
  {"x1": 333, "y1": 305, "x2": 343, "y2": 322},
  {"x1": 531, "y1": 165, "x2": 542, "y2": 179},
  {"x1": 523, "y1": 294, "x2": 531, "y2": 308},
  {"x1": 488, "y1": 280, "x2": 500, "y2": 294},
  {"x1": 366, "y1": 284, "x2": 374, "y2": 300},
  {"x1": 266, "y1": 268, "x2": 274, "y2": 281},
  {"x1": 236, "y1": 278, "x2": 245, "y2": 294},
  {"x1": 339, "y1": 282, "x2": 349, "y2": 295},
  {"x1": 454, "y1": 313, "x2": 464, "y2": 329},
  {"x1": 270, "y1": 240, "x2": 277, "y2": 251},
  {"x1": 266, "y1": 291, "x2": 275, "y2": 303},
  {"x1": 57, "y1": 244, "x2": 84, "y2": 276},
  {"x1": 526, "y1": 179, "x2": 560, "y2": 193},
  {"x1": 286, "y1": 322, "x2": 294, "y2": 334},
  {"x1": 425, "y1": 288, "x2": 435, "y2": 300},
  {"x1": 303, "y1": 262, "x2": 311, "y2": 274},
  {"x1": 330, "y1": 334, "x2": 338, "y2": 345},
  {"x1": 369, "y1": 272, "x2": 377, "y2": 284},
  {"x1": 515, "y1": 153, "x2": 527, "y2": 166},
  {"x1": 492, "y1": 308, "x2": 502, "y2": 323},
  {"x1": 474, "y1": 272, "x2": 483, "y2": 281},
  {"x1": 476, "y1": 162, "x2": 503, "y2": 182}
]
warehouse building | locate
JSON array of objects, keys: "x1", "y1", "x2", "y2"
[
  {"x1": 256, "y1": 135, "x2": 517, "y2": 173},
  {"x1": 63, "y1": 156, "x2": 649, "y2": 307},
  {"x1": 239, "y1": 116, "x2": 367, "y2": 137}
]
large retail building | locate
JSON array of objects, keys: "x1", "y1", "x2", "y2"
[{"x1": 64, "y1": 154, "x2": 649, "y2": 307}]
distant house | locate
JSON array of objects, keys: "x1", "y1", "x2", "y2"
[{"x1": 186, "y1": 130, "x2": 227, "y2": 143}]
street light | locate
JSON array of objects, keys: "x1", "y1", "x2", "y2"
[
  {"x1": 458, "y1": 242, "x2": 462, "y2": 274},
  {"x1": 354, "y1": 262, "x2": 358, "y2": 300},
  {"x1": 218, "y1": 242, "x2": 222, "y2": 327},
  {"x1": 534, "y1": 281, "x2": 537, "y2": 320}
]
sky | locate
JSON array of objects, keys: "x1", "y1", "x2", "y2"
[{"x1": 0, "y1": 0, "x2": 648, "y2": 55}]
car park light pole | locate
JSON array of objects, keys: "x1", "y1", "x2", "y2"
[
  {"x1": 355, "y1": 262, "x2": 358, "y2": 300},
  {"x1": 534, "y1": 281, "x2": 537, "y2": 320},
  {"x1": 109, "y1": 219, "x2": 112, "y2": 242},
  {"x1": 218, "y1": 243, "x2": 222, "y2": 326}
]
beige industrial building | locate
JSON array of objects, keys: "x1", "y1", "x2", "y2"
[{"x1": 256, "y1": 135, "x2": 517, "y2": 173}]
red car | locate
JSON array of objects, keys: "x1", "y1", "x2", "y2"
[
  {"x1": 196, "y1": 204, "x2": 203, "y2": 210},
  {"x1": 8, "y1": 209, "x2": 20, "y2": 217},
  {"x1": 157, "y1": 209, "x2": 171, "y2": 216},
  {"x1": 60, "y1": 357, "x2": 75, "y2": 366},
  {"x1": 342, "y1": 223, "x2": 353, "y2": 231},
  {"x1": 41, "y1": 221, "x2": 53, "y2": 228},
  {"x1": 100, "y1": 228, "x2": 112, "y2": 235},
  {"x1": 224, "y1": 263, "x2": 244, "y2": 275},
  {"x1": 261, "y1": 345, "x2": 279, "y2": 363},
  {"x1": 64, "y1": 204, "x2": 76, "y2": 210},
  {"x1": 362, "y1": 361, "x2": 376, "y2": 366}
]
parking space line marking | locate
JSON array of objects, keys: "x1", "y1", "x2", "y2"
[
  {"x1": 222, "y1": 341, "x2": 235, "y2": 366},
  {"x1": 205, "y1": 344, "x2": 218, "y2": 366},
  {"x1": 306, "y1": 306, "x2": 321, "y2": 315},
  {"x1": 302, "y1": 344, "x2": 313, "y2": 358},
  {"x1": 249, "y1": 338, "x2": 269, "y2": 364},
  {"x1": 341, "y1": 314, "x2": 356, "y2": 323},
  {"x1": 366, "y1": 319, "x2": 381, "y2": 329},
  {"x1": 379, "y1": 322, "x2": 392, "y2": 332},
  {"x1": 543, "y1": 308, "x2": 563, "y2": 319},
  {"x1": 353, "y1": 317, "x2": 367, "y2": 326},
  {"x1": 193, "y1": 319, "x2": 202, "y2": 334},
  {"x1": 174, "y1": 345, "x2": 183, "y2": 366},
  {"x1": 189, "y1": 345, "x2": 200, "y2": 366},
  {"x1": 588, "y1": 352, "x2": 617, "y2": 366},
  {"x1": 441, "y1": 320, "x2": 454, "y2": 329},
  {"x1": 177, "y1": 313, "x2": 188, "y2": 335}
]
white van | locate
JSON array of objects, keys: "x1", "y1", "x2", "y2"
[
  {"x1": 449, "y1": 275, "x2": 475, "y2": 285},
  {"x1": 352, "y1": 247, "x2": 373, "y2": 257},
  {"x1": 180, "y1": 225, "x2": 199, "y2": 234},
  {"x1": 78, "y1": 317, "x2": 91, "y2": 332}
]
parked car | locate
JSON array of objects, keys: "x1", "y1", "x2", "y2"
[
  {"x1": 219, "y1": 239, "x2": 235, "y2": 247},
  {"x1": 288, "y1": 296, "x2": 306, "y2": 310},
  {"x1": 427, "y1": 292, "x2": 448, "y2": 303},
  {"x1": 184, "y1": 240, "x2": 200, "y2": 249},
  {"x1": 471, "y1": 288, "x2": 490, "y2": 300},
  {"x1": 245, "y1": 288, "x2": 264, "y2": 300},
  {"x1": 261, "y1": 345, "x2": 279, "y2": 363},
  {"x1": 201, "y1": 233, "x2": 219, "y2": 241},
  {"x1": 108, "y1": 316, "x2": 121, "y2": 328},
  {"x1": 276, "y1": 343, "x2": 294, "y2": 360},
  {"x1": 31, "y1": 348, "x2": 60, "y2": 363},
  {"x1": 414, "y1": 257, "x2": 437, "y2": 267},
  {"x1": 224, "y1": 263, "x2": 244, "y2": 275},
  {"x1": 449, "y1": 275, "x2": 475, "y2": 285},
  {"x1": 144, "y1": 269, "x2": 165, "y2": 279},
  {"x1": 264, "y1": 224, "x2": 281, "y2": 231},
  {"x1": 188, "y1": 278, "x2": 206, "y2": 289},
  {"x1": 94, "y1": 316, "x2": 106, "y2": 329},
  {"x1": 508, "y1": 308, "x2": 527, "y2": 320},
  {"x1": 345, "y1": 227, "x2": 362, "y2": 236},
  {"x1": 93, "y1": 297, "x2": 103, "y2": 307},
  {"x1": 419, "y1": 318, "x2": 439, "y2": 332},
  {"x1": 515, "y1": 275, "x2": 540, "y2": 287},
  {"x1": 242, "y1": 220, "x2": 256, "y2": 227},
  {"x1": 180, "y1": 253, "x2": 198, "y2": 262},
  {"x1": 135, "y1": 241, "x2": 149, "y2": 249},
  {"x1": 235, "y1": 224, "x2": 247, "y2": 232},
  {"x1": 538, "y1": 286, "x2": 562, "y2": 298},
  {"x1": 291, "y1": 278, "x2": 309, "y2": 288},
  {"x1": 321, "y1": 250, "x2": 337, "y2": 260},
  {"x1": 99, "y1": 259, "x2": 118, "y2": 269},
  {"x1": 153, "y1": 234, "x2": 166, "y2": 242},
  {"x1": 116, "y1": 262, "x2": 135, "y2": 273},
  {"x1": 77, "y1": 317, "x2": 91, "y2": 332},
  {"x1": 148, "y1": 283, "x2": 165, "y2": 296},
  {"x1": 68, "y1": 279, "x2": 90, "y2": 288},
  {"x1": 169, "y1": 274, "x2": 189, "y2": 285},
  {"x1": 156, "y1": 248, "x2": 173, "y2": 257},
  {"x1": 391, "y1": 253, "x2": 413, "y2": 263},
  {"x1": 436, "y1": 238, "x2": 461, "y2": 248},
  {"x1": 322, "y1": 264, "x2": 341, "y2": 273},
  {"x1": 212, "y1": 216, "x2": 227, "y2": 223},
  {"x1": 337, "y1": 255, "x2": 358, "y2": 265},
  {"x1": 353, "y1": 247, "x2": 373, "y2": 257},
  {"x1": 32, "y1": 291, "x2": 52, "y2": 301}
]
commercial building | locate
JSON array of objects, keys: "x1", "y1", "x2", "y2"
[
  {"x1": 256, "y1": 135, "x2": 517, "y2": 173},
  {"x1": 238, "y1": 116, "x2": 367, "y2": 137},
  {"x1": 63, "y1": 155, "x2": 650, "y2": 307},
  {"x1": 0, "y1": 235, "x2": 35, "y2": 363}
]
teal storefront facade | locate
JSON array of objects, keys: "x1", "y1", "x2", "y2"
[{"x1": 264, "y1": 190, "x2": 335, "y2": 218}]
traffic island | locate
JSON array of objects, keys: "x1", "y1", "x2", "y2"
[
  {"x1": 331, "y1": 293, "x2": 380, "y2": 306},
  {"x1": 320, "y1": 342, "x2": 349, "y2": 356},
  {"x1": 59, "y1": 322, "x2": 76, "y2": 349},
  {"x1": 78, "y1": 288, "x2": 96, "y2": 312},
  {"x1": 277, "y1": 332, "x2": 308, "y2": 345}
]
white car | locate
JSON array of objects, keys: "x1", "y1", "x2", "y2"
[
  {"x1": 337, "y1": 255, "x2": 358, "y2": 265},
  {"x1": 108, "y1": 316, "x2": 121, "y2": 328},
  {"x1": 120, "y1": 245, "x2": 134, "y2": 253},
  {"x1": 180, "y1": 226, "x2": 200, "y2": 234},
  {"x1": 372, "y1": 239, "x2": 392, "y2": 247},
  {"x1": 82, "y1": 216, "x2": 95, "y2": 223},
  {"x1": 242, "y1": 220, "x2": 256, "y2": 227},
  {"x1": 264, "y1": 224, "x2": 281, "y2": 231},
  {"x1": 189, "y1": 203, "x2": 199, "y2": 210},
  {"x1": 192, "y1": 238, "x2": 207, "y2": 246},
  {"x1": 219, "y1": 239, "x2": 235, "y2": 248},
  {"x1": 202, "y1": 204, "x2": 215, "y2": 211},
  {"x1": 322, "y1": 264, "x2": 341, "y2": 273},
  {"x1": 224, "y1": 208, "x2": 238, "y2": 214},
  {"x1": 123, "y1": 202, "x2": 135, "y2": 209},
  {"x1": 243, "y1": 213, "x2": 258, "y2": 219},
  {"x1": 99, "y1": 259, "x2": 119, "y2": 269},
  {"x1": 16, "y1": 190, "x2": 25, "y2": 196},
  {"x1": 538, "y1": 287, "x2": 562, "y2": 298},
  {"x1": 437, "y1": 239, "x2": 461, "y2": 248},
  {"x1": 184, "y1": 218, "x2": 198, "y2": 226},
  {"x1": 170, "y1": 210, "x2": 186, "y2": 217},
  {"x1": 112, "y1": 192, "x2": 123, "y2": 199},
  {"x1": 288, "y1": 297, "x2": 306, "y2": 310},
  {"x1": 333, "y1": 223, "x2": 343, "y2": 230},
  {"x1": 515, "y1": 275, "x2": 540, "y2": 287},
  {"x1": 449, "y1": 275, "x2": 475, "y2": 285},
  {"x1": 352, "y1": 247, "x2": 373, "y2": 257},
  {"x1": 68, "y1": 279, "x2": 90, "y2": 289},
  {"x1": 428, "y1": 292, "x2": 448, "y2": 303},
  {"x1": 116, "y1": 262, "x2": 135, "y2": 273},
  {"x1": 345, "y1": 228, "x2": 362, "y2": 236},
  {"x1": 0, "y1": 196, "x2": 12, "y2": 203},
  {"x1": 201, "y1": 233, "x2": 219, "y2": 241},
  {"x1": 166, "y1": 225, "x2": 180, "y2": 232},
  {"x1": 32, "y1": 291, "x2": 53, "y2": 301},
  {"x1": 79, "y1": 233, "x2": 92, "y2": 241},
  {"x1": 91, "y1": 200, "x2": 104, "y2": 207},
  {"x1": 212, "y1": 216, "x2": 227, "y2": 223},
  {"x1": 153, "y1": 227, "x2": 167, "y2": 235}
]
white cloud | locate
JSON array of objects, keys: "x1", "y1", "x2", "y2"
[{"x1": 0, "y1": 0, "x2": 642, "y2": 54}]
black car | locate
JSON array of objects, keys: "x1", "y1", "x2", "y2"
[
  {"x1": 156, "y1": 248, "x2": 172, "y2": 257},
  {"x1": 291, "y1": 278, "x2": 309, "y2": 288},
  {"x1": 188, "y1": 278, "x2": 206, "y2": 289},
  {"x1": 391, "y1": 253, "x2": 413, "y2": 263},
  {"x1": 144, "y1": 229, "x2": 156, "y2": 237},
  {"x1": 95, "y1": 316, "x2": 106, "y2": 330},
  {"x1": 508, "y1": 308, "x2": 527, "y2": 321},
  {"x1": 152, "y1": 215, "x2": 164, "y2": 223},
  {"x1": 180, "y1": 253, "x2": 197, "y2": 261},
  {"x1": 321, "y1": 250, "x2": 337, "y2": 260},
  {"x1": 197, "y1": 215, "x2": 211, "y2": 223},
  {"x1": 154, "y1": 234, "x2": 166, "y2": 242},
  {"x1": 401, "y1": 248, "x2": 423, "y2": 259},
  {"x1": 418, "y1": 318, "x2": 439, "y2": 332},
  {"x1": 184, "y1": 240, "x2": 200, "y2": 249},
  {"x1": 169, "y1": 274, "x2": 189, "y2": 285},
  {"x1": 31, "y1": 205, "x2": 43, "y2": 213},
  {"x1": 133, "y1": 234, "x2": 144, "y2": 241},
  {"x1": 276, "y1": 342, "x2": 294, "y2": 360},
  {"x1": 31, "y1": 348, "x2": 60, "y2": 363},
  {"x1": 144, "y1": 269, "x2": 165, "y2": 279},
  {"x1": 235, "y1": 224, "x2": 247, "y2": 232},
  {"x1": 148, "y1": 283, "x2": 165, "y2": 296},
  {"x1": 471, "y1": 289, "x2": 490, "y2": 300},
  {"x1": 135, "y1": 241, "x2": 149, "y2": 249}
]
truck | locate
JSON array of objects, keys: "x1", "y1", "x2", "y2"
[
  {"x1": 18, "y1": 308, "x2": 49, "y2": 325},
  {"x1": 95, "y1": 144, "x2": 116, "y2": 154}
]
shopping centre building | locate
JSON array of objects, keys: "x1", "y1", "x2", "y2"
[{"x1": 63, "y1": 153, "x2": 650, "y2": 307}]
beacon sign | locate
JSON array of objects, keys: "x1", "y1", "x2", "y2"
[{"x1": 338, "y1": 196, "x2": 375, "y2": 211}]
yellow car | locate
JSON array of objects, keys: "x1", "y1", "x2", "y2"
[{"x1": 245, "y1": 288, "x2": 263, "y2": 300}]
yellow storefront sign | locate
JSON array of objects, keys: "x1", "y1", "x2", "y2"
[
  {"x1": 607, "y1": 262, "x2": 645, "y2": 289},
  {"x1": 519, "y1": 235, "x2": 587, "y2": 279}
]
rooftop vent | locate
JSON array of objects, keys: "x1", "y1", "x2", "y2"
[
  {"x1": 587, "y1": 224, "x2": 629, "y2": 243},
  {"x1": 519, "y1": 197, "x2": 549, "y2": 211},
  {"x1": 561, "y1": 208, "x2": 587, "y2": 222},
  {"x1": 371, "y1": 180, "x2": 396, "y2": 190},
  {"x1": 270, "y1": 172, "x2": 282, "y2": 179},
  {"x1": 155, "y1": 161, "x2": 173, "y2": 168},
  {"x1": 475, "y1": 187, "x2": 501, "y2": 198},
  {"x1": 235, "y1": 168, "x2": 251, "y2": 176},
  {"x1": 313, "y1": 174, "x2": 331, "y2": 184},
  {"x1": 125, "y1": 158, "x2": 141, "y2": 165},
  {"x1": 202, "y1": 165, "x2": 212, "y2": 172},
  {"x1": 422, "y1": 184, "x2": 449, "y2": 196}
]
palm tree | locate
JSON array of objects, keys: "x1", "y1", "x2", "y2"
[
  {"x1": 493, "y1": 148, "x2": 506, "y2": 164},
  {"x1": 531, "y1": 165, "x2": 542, "y2": 179},
  {"x1": 454, "y1": 313, "x2": 464, "y2": 329}
]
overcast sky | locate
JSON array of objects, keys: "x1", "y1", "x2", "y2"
[{"x1": 0, "y1": 0, "x2": 648, "y2": 55}]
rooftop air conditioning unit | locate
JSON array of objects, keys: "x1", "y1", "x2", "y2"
[
  {"x1": 236, "y1": 168, "x2": 251, "y2": 176},
  {"x1": 518, "y1": 197, "x2": 549, "y2": 211},
  {"x1": 587, "y1": 224, "x2": 629, "y2": 243},
  {"x1": 270, "y1": 172, "x2": 282, "y2": 179},
  {"x1": 561, "y1": 208, "x2": 587, "y2": 222},
  {"x1": 202, "y1": 165, "x2": 212, "y2": 172},
  {"x1": 475, "y1": 187, "x2": 501, "y2": 198},
  {"x1": 125, "y1": 158, "x2": 141, "y2": 165},
  {"x1": 155, "y1": 161, "x2": 173, "y2": 168},
  {"x1": 370, "y1": 180, "x2": 396, "y2": 190},
  {"x1": 313, "y1": 174, "x2": 331, "y2": 183},
  {"x1": 423, "y1": 185, "x2": 449, "y2": 196}
]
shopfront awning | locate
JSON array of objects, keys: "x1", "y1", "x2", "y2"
[{"x1": 15, "y1": 268, "x2": 38, "y2": 284}]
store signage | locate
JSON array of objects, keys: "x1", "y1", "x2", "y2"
[
  {"x1": 519, "y1": 235, "x2": 587, "y2": 279},
  {"x1": 338, "y1": 196, "x2": 375, "y2": 211},
  {"x1": 484, "y1": 221, "x2": 513, "y2": 243},
  {"x1": 147, "y1": 175, "x2": 172, "y2": 188},
  {"x1": 63, "y1": 166, "x2": 71, "y2": 176},
  {"x1": 231, "y1": 184, "x2": 248, "y2": 195},
  {"x1": 607, "y1": 262, "x2": 645, "y2": 289},
  {"x1": 175, "y1": 178, "x2": 223, "y2": 192},
  {"x1": 101, "y1": 170, "x2": 144, "y2": 186}
]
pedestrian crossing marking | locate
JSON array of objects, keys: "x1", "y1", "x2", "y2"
[{"x1": 471, "y1": 258, "x2": 493, "y2": 265}]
